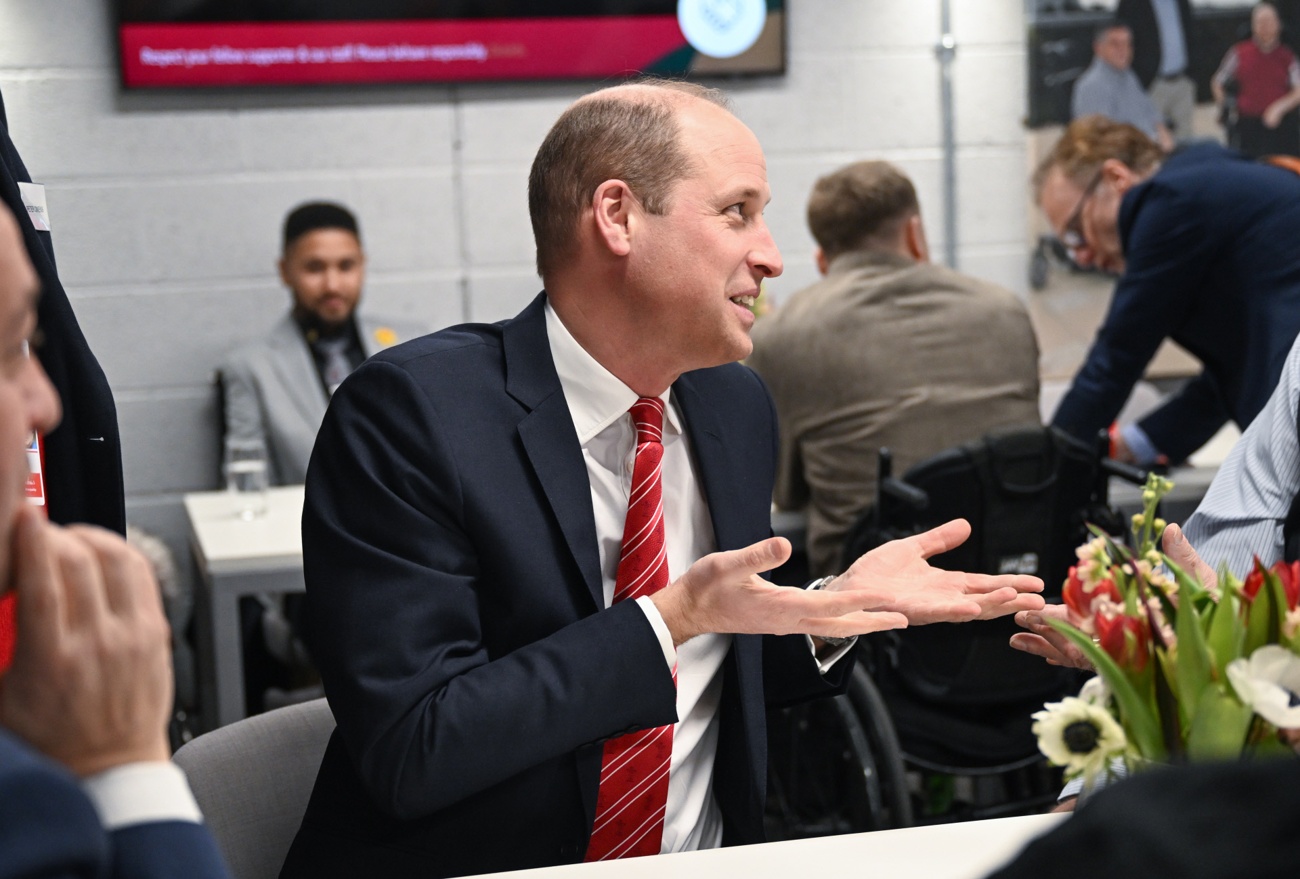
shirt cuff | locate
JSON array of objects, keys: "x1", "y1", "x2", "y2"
[
  {"x1": 804, "y1": 634, "x2": 856, "y2": 674},
  {"x1": 634, "y1": 595, "x2": 677, "y2": 670},
  {"x1": 1120, "y1": 422, "x2": 1161, "y2": 466},
  {"x1": 81, "y1": 762, "x2": 204, "y2": 830}
]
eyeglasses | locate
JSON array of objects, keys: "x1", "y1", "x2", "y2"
[{"x1": 1058, "y1": 170, "x2": 1104, "y2": 252}]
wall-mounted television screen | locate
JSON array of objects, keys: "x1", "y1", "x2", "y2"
[{"x1": 116, "y1": 1, "x2": 786, "y2": 89}]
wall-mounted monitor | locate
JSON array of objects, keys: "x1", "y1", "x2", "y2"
[{"x1": 115, "y1": 1, "x2": 786, "y2": 89}]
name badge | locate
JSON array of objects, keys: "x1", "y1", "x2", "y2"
[{"x1": 17, "y1": 181, "x2": 50, "y2": 232}]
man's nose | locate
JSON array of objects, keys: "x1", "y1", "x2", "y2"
[
  {"x1": 752, "y1": 222, "x2": 783, "y2": 278},
  {"x1": 26, "y1": 356, "x2": 61, "y2": 437}
]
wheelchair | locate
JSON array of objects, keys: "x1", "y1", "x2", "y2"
[{"x1": 766, "y1": 426, "x2": 1145, "y2": 834}]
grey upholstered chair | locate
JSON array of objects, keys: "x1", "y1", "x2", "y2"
[{"x1": 173, "y1": 697, "x2": 334, "y2": 879}]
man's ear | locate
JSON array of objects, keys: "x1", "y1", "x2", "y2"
[
  {"x1": 814, "y1": 247, "x2": 829, "y2": 276},
  {"x1": 277, "y1": 257, "x2": 291, "y2": 290},
  {"x1": 591, "y1": 179, "x2": 635, "y2": 257},
  {"x1": 904, "y1": 214, "x2": 930, "y2": 262},
  {"x1": 1101, "y1": 158, "x2": 1142, "y2": 194}
]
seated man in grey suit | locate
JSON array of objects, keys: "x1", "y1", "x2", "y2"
[
  {"x1": 748, "y1": 161, "x2": 1042, "y2": 578},
  {"x1": 219, "y1": 202, "x2": 423, "y2": 486}
]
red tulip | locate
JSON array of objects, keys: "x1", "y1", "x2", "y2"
[
  {"x1": 1243, "y1": 558, "x2": 1300, "y2": 610},
  {"x1": 1094, "y1": 610, "x2": 1150, "y2": 672},
  {"x1": 1063, "y1": 565, "x2": 1121, "y2": 623}
]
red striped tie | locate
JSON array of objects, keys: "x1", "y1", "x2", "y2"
[{"x1": 585, "y1": 396, "x2": 674, "y2": 861}]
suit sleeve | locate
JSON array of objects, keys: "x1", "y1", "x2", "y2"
[
  {"x1": 0, "y1": 750, "x2": 230, "y2": 879},
  {"x1": 302, "y1": 359, "x2": 677, "y2": 821},
  {"x1": 1136, "y1": 370, "x2": 1231, "y2": 462},
  {"x1": 1051, "y1": 182, "x2": 1215, "y2": 444}
]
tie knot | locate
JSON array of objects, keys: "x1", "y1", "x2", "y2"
[{"x1": 629, "y1": 397, "x2": 664, "y2": 445}]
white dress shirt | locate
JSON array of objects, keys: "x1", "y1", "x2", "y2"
[{"x1": 545, "y1": 303, "x2": 728, "y2": 852}]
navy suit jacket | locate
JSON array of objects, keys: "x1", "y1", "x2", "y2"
[
  {"x1": 280, "y1": 294, "x2": 846, "y2": 878},
  {"x1": 0, "y1": 731, "x2": 228, "y2": 879},
  {"x1": 1052, "y1": 144, "x2": 1300, "y2": 461}
]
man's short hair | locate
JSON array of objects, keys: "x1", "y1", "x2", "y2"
[
  {"x1": 805, "y1": 161, "x2": 919, "y2": 261},
  {"x1": 1094, "y1": 20, "x2": 1130, "y2": 43},
  {"x1": 1032, "y1": 115, "x2": 1164, "y2": 198},
  {"x1": 528, "y1": 79, "x2": 730, "y2": 281},
  {"x1": 283, "y1": 202, "x2": 360, "y2": 252}
]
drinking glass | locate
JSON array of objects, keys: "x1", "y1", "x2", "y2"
[{"x1": 224, "y1": 437, "x2": 268, "y2": 520}]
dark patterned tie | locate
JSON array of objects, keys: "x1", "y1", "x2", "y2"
[{"x1": 585, "y1": 397, "x2": 674, "y2": 861}]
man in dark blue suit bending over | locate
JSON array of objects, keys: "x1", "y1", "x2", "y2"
[
  {"x1": 0, "y1": 205, "x2": 228, "y2": 878},
  {"x1": 281, "y1": 80, "x2": 1046, "y2": 879},
  {"x1": 1038, "y1": 115, "x2": 1300, "y2": 466}
]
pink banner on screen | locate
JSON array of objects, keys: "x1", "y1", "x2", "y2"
[{"x1": 120, "y1": 18, "x2": 689, "y2": 87}]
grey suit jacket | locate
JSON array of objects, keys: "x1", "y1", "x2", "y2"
[{"x1": 219, "y1": 312, "x2": 425, "y2": 485}]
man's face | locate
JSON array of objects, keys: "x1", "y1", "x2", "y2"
[
  {"x1": 1038, "y1": 164, "x2": 1128, "y2": 274},
  {"x1": 1096, "y1": 27, "x2": 1134, "y2": 70},
  {"x1": 0, "y1": 209, "x2": 61, "y2": 590},
  {"x1": 1254, "y1": 5, "x2": 1282, "y2": 46},
  {"x1": 279, "y1": 228, "x2": 365, "y2": 329},
  {"x1": 624, "y1": 100, "x2": 783, "y2": 374}
]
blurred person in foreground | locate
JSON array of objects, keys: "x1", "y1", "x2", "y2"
[
  {"x1": 279, "y1": 79, "x2": 1046, "y2": 879},
  {"x1": 748, "y1": 160, "x2": 1040, "y2": 578},
  {"x1": 1036, "y1": 114, "x2": 1300, "y2": 467},
  {"x1": 0, "y1": 204, "x2": 229, "y2": 878}
]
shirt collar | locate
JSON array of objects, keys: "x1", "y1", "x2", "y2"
[{"x1": 544, "y1": 298, "x2": 681, "y2": 445}]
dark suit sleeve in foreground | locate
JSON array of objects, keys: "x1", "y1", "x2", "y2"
[{"x1": 0, "y1": 734, "x2": 229, "y2": 879}]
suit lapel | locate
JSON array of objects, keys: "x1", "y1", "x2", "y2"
[
  {"x1": 504, "y1": 295, "x2": 604, "y2": 610},
  {"x1": 267, "y1": 314, "x2": 328, "y2": 431},
  {"x1": 673, "y1": 373, "x2": 749, "y2": 553}
]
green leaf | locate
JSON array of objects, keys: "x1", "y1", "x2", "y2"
[
  {"x1": 1185, "y1": 683, "x2": 1253, "y2": 760},
  {"x1": 1244, "y1": 575, "x2": 1279, "y2": 656},
  {"x1": 1206, "y1": 591, "x2": 1245, "y2": 675},
  {"x1": 1048, "y1": 618, "x2": 1166, "y2": 760},
  {"x1": 1171, "y1": 570, "x2": 1213, "y2": 717}
]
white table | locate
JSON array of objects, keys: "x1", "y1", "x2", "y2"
[
  {"x1": 474, "y1": 814, "x2": 1066, "y2": 879},
  {"x1": 184, "y1": 486, "x2": 305, "y2": 730}
]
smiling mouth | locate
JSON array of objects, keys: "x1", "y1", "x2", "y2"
[{"x1": 730, "y1": 293, "x2": 757, "y2": 309}]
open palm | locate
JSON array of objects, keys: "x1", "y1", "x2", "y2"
[{"x1": 834, "y1": 519, "x2": 1045, "y2": 625}]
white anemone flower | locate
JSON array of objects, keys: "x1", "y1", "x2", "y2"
[
  {"x1": 1226, "y1": 645, "x2": 1300, "y2": 729},
  {"x1": 1032, "y1": 696, "x2": 1127, "y2": 778},
  {"x1": 1077, "y1": 675, "x2": 1111, "y2": 707}
]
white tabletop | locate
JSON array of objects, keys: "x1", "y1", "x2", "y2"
[
  {"x1": 182, "y1": 485, "x2": 305, "y2": 575},
  {"x1": 474, "y1": 814, "x2": 1065, "y2": 879}
]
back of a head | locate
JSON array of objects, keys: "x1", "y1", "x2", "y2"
[
  {"x1": 1033, "y1": 115, "x2": 1163, "y2": 195},
  {"x1": 527, "y1": 79, "x2": 731, "y2": 282},
  {"x1": 282, "y1": 202, "x2": 360, "y2": 253},
  {"x1": 806, "y1": 161, "x2": 918, "y2": 262}
]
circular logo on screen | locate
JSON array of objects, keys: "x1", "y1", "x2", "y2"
[{"x1": 677, "y1": 0, "x2": 767, "y2": 59}]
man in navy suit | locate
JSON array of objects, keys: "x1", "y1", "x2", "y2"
[
  {"x1": 1037, "y1": 115, "x2": 1300, "y2": 466},
  {"x1": 0, "y1": 204, "x2": 229, "y2": 879},
  {"x1": 281, "y1": 80, "x2": 1045, "y2": 879}
]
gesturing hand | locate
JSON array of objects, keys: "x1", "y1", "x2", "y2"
[
  {"x1": 651, "y1": 536, "x2": 909, "y2": 646},
  {"x1": 0, "y1": 508, "x2": 174, "y2": 777},
  {"x1": 1009, "y1": 604, "x2": 1092, "y2": 669},
  {"x1": 829, "y1": 519, "x2": 1045, "y2": 625}
]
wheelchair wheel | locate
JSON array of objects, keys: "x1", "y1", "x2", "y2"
[{"x1": 765, "y1": 664, "x2": 913, "y2": 839}]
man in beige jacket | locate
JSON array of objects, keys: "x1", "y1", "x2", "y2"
[{"x1": 749, "y1": 161, "x2": 1042, "y2": 577}]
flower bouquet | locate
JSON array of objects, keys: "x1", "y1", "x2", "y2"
[{"x1": 1032, "y1": 474, "x2": 1300, "y2": 789}]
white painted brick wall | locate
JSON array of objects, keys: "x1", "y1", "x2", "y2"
[{"x1": 0, "y1": 0, "x2": 1030, "y2": 585}]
